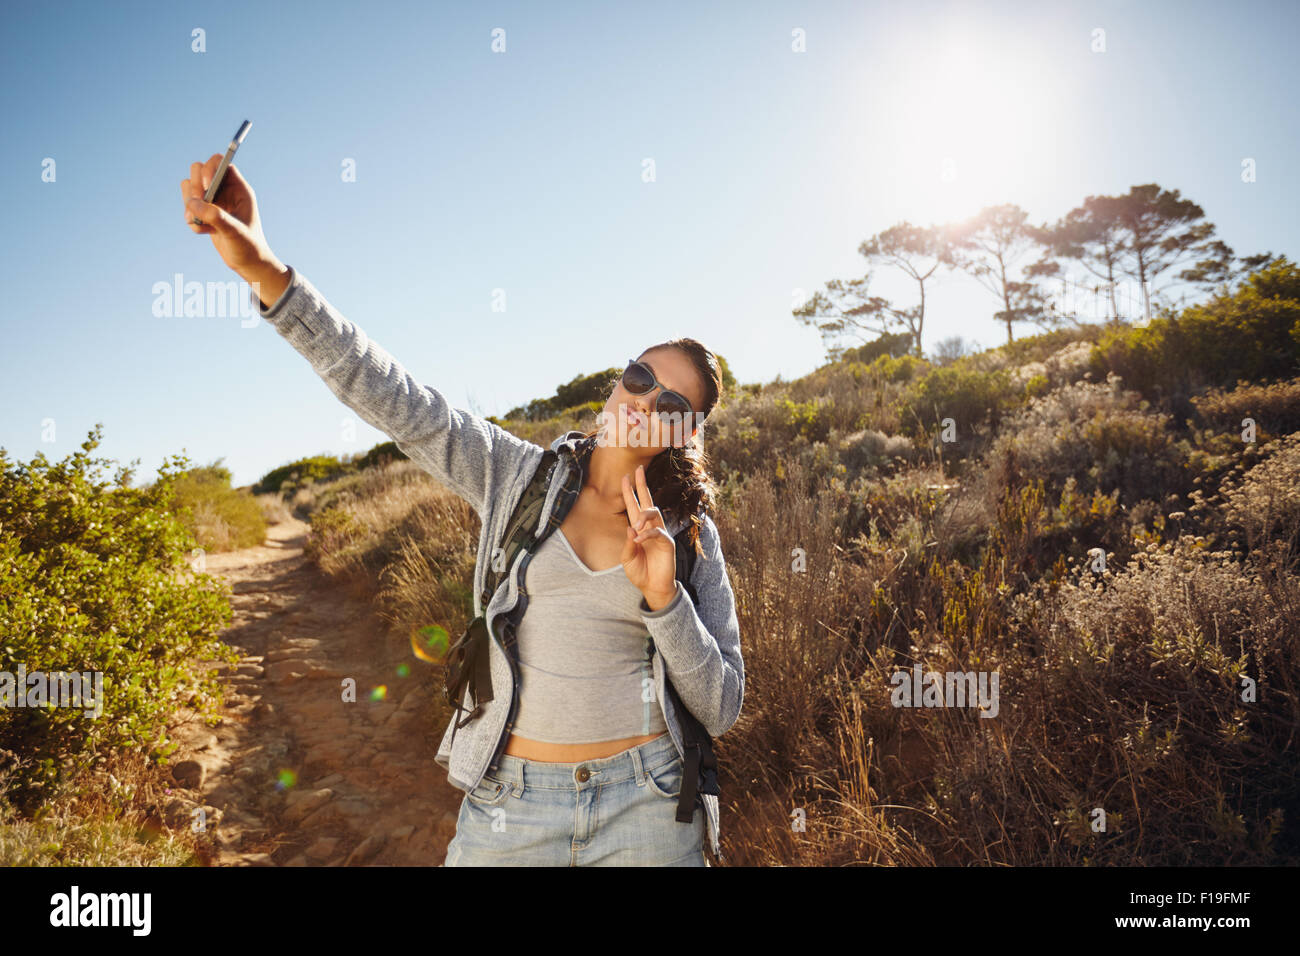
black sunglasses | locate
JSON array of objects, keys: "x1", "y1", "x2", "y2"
[{"x1": 621, "y1": 359, "x2": 703, "y2": 424}]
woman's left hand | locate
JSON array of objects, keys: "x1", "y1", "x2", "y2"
[{"x1": 621, "y1": 464, "x2": 677, "y2": 610}]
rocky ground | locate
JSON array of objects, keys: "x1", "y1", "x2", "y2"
[{"x1": 159, "y1": 515, "x2": 463, "y2": 866}]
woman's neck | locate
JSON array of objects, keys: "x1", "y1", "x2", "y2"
[{"x1": 584, "y1": 437, "x2": 658, "y2": 502}]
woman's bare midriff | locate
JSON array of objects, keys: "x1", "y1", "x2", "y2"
[
  {"x1": 504, "y1": 731, "x2": 667, "y2": 762},
  {"x1": 502, "y1": 481, "x2": 667, "y2": 763}
]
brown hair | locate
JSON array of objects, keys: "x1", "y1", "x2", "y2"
[{"x1": 581, "y1": 338, "x2": 722, "y2": 557}]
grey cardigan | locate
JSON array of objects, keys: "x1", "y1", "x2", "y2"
[{"x1": 251, "y1": 267, "x2": 744, "y2": 861}]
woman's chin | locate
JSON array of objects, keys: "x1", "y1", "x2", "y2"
[{"x1": 595, "y1": 410, "x2": 668, "y2": 450}]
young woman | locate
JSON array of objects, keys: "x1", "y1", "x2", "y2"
[{"x1": 181, "y1": 155, "x2": 745, "y2": 866}]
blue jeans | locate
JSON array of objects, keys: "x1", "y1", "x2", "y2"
[{"x1": 443, "y1": 732, "x2": 708, "y2": 866}]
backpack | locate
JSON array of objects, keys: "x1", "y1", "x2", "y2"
[{"x1": 442, "y1": 447, "x2": 722, "y2": 854}]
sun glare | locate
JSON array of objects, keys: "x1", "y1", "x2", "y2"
[{"x1": 884, "y1": 33, "x2": 1052, "y2": 225}]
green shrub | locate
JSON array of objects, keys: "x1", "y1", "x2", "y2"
[
  {"x1": 870, "y1": 353, "x2": 927, "y2": 384},
  {"x1": 254, "y1": 454, "x2": 349, "y2": 495},
  {"x1": 837, "y1": 429, "x2": 916, "y2": 476},
  {"x1": 839, "y1": 331, "x2": 915, "y2": 364},
  {"x1": 995, "y1": 324, "x2": 1106, "y2": 367},
  {"x1": 902, "y1": 363, "x2": 1018, "y2": 433},
  {"x1": 303, "y1": 505, "x2": 367, "y2": 562},
  {"x1": 0, "y1": 426, "x2": 236, "y2": 812},
  {"x1": 1088, "y1": 257, "x2": 1300, "y2": 401},
  {"x1": 1022, "y1": 374, "x2": 1051, "y2": 401},
  {"x1": 505, "y1": 367, "x2": 621, "y2": 421},
  {"x1": 168, "y1": 461, "x2": 266, "y2": 552},
  {"x1": 777, "y1": 397, "x2": 834, "y2": 443},
  {"x1": 353, "y1": 440, "x2": 409, "y2": 471}
]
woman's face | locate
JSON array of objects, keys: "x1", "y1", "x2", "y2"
[{"x1": 598, "y1": 348, "x2": 707, "y2": 452}]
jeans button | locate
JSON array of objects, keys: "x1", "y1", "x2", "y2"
[{"x1": 575, "y1": 766, "x2": 590, "y2": 783}]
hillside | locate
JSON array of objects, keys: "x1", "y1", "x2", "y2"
[{"x1": 3, "y1": 258, "x2": 1298, "y2": 865}]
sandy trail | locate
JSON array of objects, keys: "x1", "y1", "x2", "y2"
[{"x1": 160, "y1": 515, "x2": 462, "y2": 866}]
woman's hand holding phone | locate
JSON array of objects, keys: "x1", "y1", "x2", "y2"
[{"x1": 181, "y1": 154, "x2": 290, "y2": 307}]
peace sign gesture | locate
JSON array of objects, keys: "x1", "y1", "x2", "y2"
[{"x1": 620, "y1": 464, "x2": 678, "y2": 610}]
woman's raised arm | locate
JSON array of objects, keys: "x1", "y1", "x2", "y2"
[
  {"x1": 182, "y1": 155, "x2": 536, "y2": 517},
  {"x1": 251, "y1": 267, "x2": 536, "y2": 517}
]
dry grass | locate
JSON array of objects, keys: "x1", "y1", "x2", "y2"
[
  {"x1": 287, "y1": 342, "x2": 1300, "y2": 866},
  {"x1": 0, "y1": 748, "x2": 208, "y2": 866},
  {"x1": 300, "y1": 460, "x2": 479, "y2": 642},
  {"x1": 1191, "y1": 376, "x2": 1300, "y2": 440},
  {"x1": 257, "y1": 492, "x2": 293, "y2": 525}
]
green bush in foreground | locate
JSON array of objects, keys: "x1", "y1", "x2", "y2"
[{"x1": 0, "y1": 425, "x2": 236, "y2": 813}]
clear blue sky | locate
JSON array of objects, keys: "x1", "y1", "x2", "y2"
[{"x1": 2, "y1": 0, "x2": 1296, "y2": 489}]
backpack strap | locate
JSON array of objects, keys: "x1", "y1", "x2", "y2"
[
  {"x1": 443, "y1": 449, "x2": 560, "y2": 746},
  {"x1": 482, "y1": 448, "x2": 561, "y2": 613}
]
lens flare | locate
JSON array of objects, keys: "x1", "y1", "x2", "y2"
[{"x1": 411, "y1": 624, "x2": 449, "y2": 663}]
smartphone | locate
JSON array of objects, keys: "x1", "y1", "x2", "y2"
[{"x1": 191, "y1": 120, "x2": 251, "y2": 223}]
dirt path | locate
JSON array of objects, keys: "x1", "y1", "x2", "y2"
[{"x1": 160, "y1": 515, "x2": 463, "y2": 866}]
